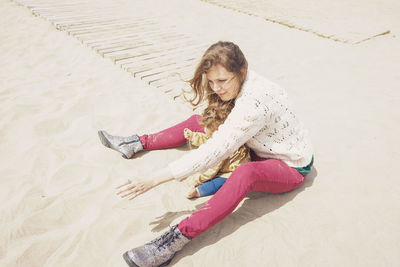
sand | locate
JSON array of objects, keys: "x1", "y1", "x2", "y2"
[{"x1": 1, "y1": 0, "x2": 400, "y2": 266}]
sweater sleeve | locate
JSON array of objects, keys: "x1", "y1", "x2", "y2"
[{"x1": 169, "y1": 93, "x2": 267, "y2": 181}]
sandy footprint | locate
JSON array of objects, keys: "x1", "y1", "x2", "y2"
[
  {"x1": 34, "y1": 118, "x2": 69, "y2": 137},
  {"x1": 13, "y1": 237, "x2": 65, "y2": 267},
  {"x1": 43, "y1": 163, "x2": 91, "y2": 195}
]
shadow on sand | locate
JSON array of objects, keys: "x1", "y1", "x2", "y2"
[
  {"x1": 149, "y1": 166, "x2": 318, "y2": 265},
  {"x1": 128, "y1": 143, "x2": 192, "y2": 161}
]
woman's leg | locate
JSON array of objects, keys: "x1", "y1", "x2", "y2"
[
  {"x1": 98, "y1": 115, "x2": 203, "y2": 158},
  {"x1": 197, "y1": 177, "x2": 227, "y2": 197},
  {"x1": 177, "y1": 159, "x2": 306, "y2": 238},
  {"x1": 139, "y1": 114, "x2": 204, "y2": 150}
]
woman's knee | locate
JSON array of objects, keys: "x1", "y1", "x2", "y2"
[
  {"x1": 187, "y1": 114, "x2": 201, "y2": 124},
  {"x1": 186, "y1": 114, "x2": 204, "y2": 133}
]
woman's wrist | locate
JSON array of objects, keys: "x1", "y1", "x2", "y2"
[
  {"x1": 152, "y1": 167, "x2": 175, "y2": 186},
  {"x1": 153, "y1": 176, "x2": 174, "y2": 187}
]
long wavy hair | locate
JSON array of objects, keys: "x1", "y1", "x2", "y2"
[
  {"x1": 200, "y1": 101, "x2": 234, "y2": 136},
  {"x1": 187, "y1": 41, "x2": 248, "y2": 107}
]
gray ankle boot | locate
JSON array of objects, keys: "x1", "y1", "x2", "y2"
[
  {"x1": 98, "y1": 130, "x2": 144, "y2": 159},
  {"x1": 123, "y1": 225, "x2": 191, "y2": 267}
]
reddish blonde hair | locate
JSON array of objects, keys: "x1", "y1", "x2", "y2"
[
  {"x1": 200, "y1": 101, "x2": 234, "y2": 135},
  {"x1": 188, "y1": 41, "x2": 248, "y2": 107}
]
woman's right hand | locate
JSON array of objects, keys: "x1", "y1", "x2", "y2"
[
  {"x1": 115, "y1": 167, "x2": 175, "y2": 200},
  {"x1": 116, "y1": 178, "x2": 156, "y2": 200}
]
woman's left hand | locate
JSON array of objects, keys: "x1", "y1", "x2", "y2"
[{"x1": 116, "y1": 178, "x2": 156, "y2": 200}]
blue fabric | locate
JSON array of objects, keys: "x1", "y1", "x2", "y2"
[{"x1": 197, "y1": 177, "x2": 227, "y2": 197}]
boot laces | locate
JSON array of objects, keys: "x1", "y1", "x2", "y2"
[{"x1": 151, "y1": 226, "x2": 179, "y2": 251}]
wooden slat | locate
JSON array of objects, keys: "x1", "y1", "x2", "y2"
[{"x1": 13, "y1": 0, "x2": 211, "y2": 103}]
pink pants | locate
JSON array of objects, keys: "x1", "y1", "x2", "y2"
[
  {"x1": 140, "y1": 115, "x2": 306, "y2": 239},
  {"x1": 139, "y1": 115, "x2": 204, "y2": 150}
]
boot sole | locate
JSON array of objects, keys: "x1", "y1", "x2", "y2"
[
  {"x1": 122, "y1": 252, "x2": 173, "y2": 267},
  {"x1": 123, "y1": 252, "x2": 139, "y2": 267}
]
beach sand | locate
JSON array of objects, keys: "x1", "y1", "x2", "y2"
[{"x1": 1, "y1": 0, "x2": 400, "y2": 266}]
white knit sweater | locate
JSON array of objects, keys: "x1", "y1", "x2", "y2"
[{"x1": 169, "y1": 70, "x2": 313, "y2": 181}]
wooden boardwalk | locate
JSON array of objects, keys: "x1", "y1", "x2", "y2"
[
  {"x1": 14, "y1": 0, "x2": 390, "y2": 105},
  {"x1": 201, "y1": 0, "x2": 390, "y2": 44},
  {"x1": 13, "y1": 0, "x2": 210, "y2": 100}
]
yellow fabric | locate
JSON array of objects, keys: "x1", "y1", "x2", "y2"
[
  {"x1": 188, "y1": 132, "x2": 251, "y2": 187},
  {"x1": 188, "y1": 132, "x2": 209, "y2": 147}
]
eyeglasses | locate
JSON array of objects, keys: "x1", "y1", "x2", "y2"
[{"x1": 208, "y1": 75, "x2": 236, "y2": 90}]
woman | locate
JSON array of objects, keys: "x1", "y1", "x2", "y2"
[{"x1": 98, "y1": 41, "x2": 313, "y2": 267}]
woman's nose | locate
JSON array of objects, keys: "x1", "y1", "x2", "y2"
[{"x1": 212, "y1": 83, "x2": 222, "y2": 92}]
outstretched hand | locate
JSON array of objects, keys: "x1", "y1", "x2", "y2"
[
  {"x1": 115, "y1": 167, "x2": 175, "y2": 200},
  {"x1": 116, "y1": 178, "x2": 155, "y2": 200}
]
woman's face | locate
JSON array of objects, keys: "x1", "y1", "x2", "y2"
[{"x1": 206, "y1": 64, "x2": 241, "y2": 101}]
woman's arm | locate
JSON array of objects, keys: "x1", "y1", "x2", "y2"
[
  {"x1": 169, "y1": 93, "x2": 266, "y2": 181},
  {"x1": 116, "y1": 167, "x2": 174, "y2": 200}
]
